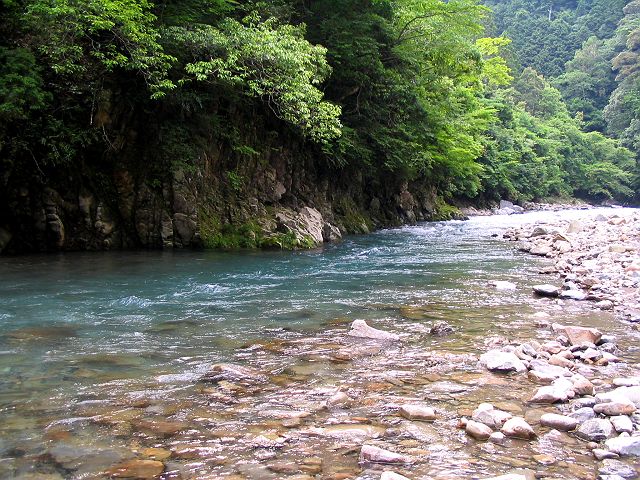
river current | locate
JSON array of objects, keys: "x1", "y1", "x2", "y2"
[{"x1": 1, "y1": 209, "x2": 639, "y2": 479}]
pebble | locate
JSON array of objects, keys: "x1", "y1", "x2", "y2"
[
  {"x1": 594, "y1": 401, "x2": 637, "y2": 417},
  {"x1": 611, "y1": 416, "x2": 634, "y2": 434}
]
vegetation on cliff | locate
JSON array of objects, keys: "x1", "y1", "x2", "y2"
[{"x1": 0, "y1": 0, "x2": 638, "y2": 251}]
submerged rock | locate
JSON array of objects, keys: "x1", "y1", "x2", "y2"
[
  {"x1": 106, "y1": 459, "x2": 164, "y2": 479},
  {"x1": 359, "y1": 445, "x2": 411, "y2": 464},
  {"x1": 380, "y1": 472, "x2": 411, "y2": 480},
  {"x1": 201, "y1": 363, "x2": 268, "y2": 384},
  {"x1": 429, "y1": 321, "x2": 454, "y2": 336},
  {"x1": 348, "y1": 320, "x2": 400, "y2": 341}
]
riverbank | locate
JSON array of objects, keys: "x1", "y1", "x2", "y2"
[{"x1": 503, "y1": 208, "x2": 640, "y2": 323}]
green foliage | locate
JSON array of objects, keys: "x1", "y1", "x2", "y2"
[
  {"x1": 167, "y1": 16, "x2": 342, "y2": 143},
  {"x1": 24, "y1": 0, "x2": 176, "y2": 97}
]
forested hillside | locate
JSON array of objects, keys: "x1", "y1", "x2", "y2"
[{"x1": 0, "y1": 0, "x2": 637, "y2": 253}]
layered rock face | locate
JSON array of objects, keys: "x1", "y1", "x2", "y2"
[{"x1": 0, "y1": 106, "x2": 446, "y2": 254}]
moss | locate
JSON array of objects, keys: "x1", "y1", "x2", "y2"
[
  {"x1": 335, "y1": 197, "x2": 373, "y2": 234},
  {"x1": 431, "y1": 197, "x2": 463, "y2": 221},
  {"x1": 198, "y1": 205, "x2": 317, "y2": 250}
]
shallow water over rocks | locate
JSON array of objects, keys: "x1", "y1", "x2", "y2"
[{"x1": 1, "y1": 209, "x2": 639, "y2": 479}]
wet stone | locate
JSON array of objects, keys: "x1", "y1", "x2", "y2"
[
  {"x1": 539, "y1": 413, "x2": 577, "y2": 431},
  {"x1": 576, "y1": 418, "x2": 615, "y2": 442},
  {"x1": 480, "y1": 350, "x2": 527, "y2": 373},
  {"x1": 466, "y1": 420, "x2": 493, "y2": 441},
  {"x1": 348, "y1": 320, "x2": 400, "y2": 341},
  {"x1": 472, "y1": 403, "x2": 512, "y2": 429},
  {"x1": 598, "y1": 459, "x2": 638, "y2": 478},
  {"x1": 611, "y1": 416, "x2": 634, "y2": 434},
  {"x1": 359, "y1": 445, "x2": 411, "y2": 464},
  {"x1": 501, "y1": 417, "x2": 536, "y2": 440}
]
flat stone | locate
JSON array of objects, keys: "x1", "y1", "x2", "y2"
[
  {"x1": 106, "y1": 459, "x2": 164, "y2": 479},
  {"x1": 399, "y1": 404, "x2": 436, "y2": 422},
  {"x1": 552, "y1": 324, "x2": 602, "y2": 346},
  {"x1": 539, "y1": 413, "x2": 577, "y2": 431},
  {"x1": 348, "y1": 320, "x2": 400, "y2": 341},
  {"x1": 359, "y1": 445, "x2": 410, "y2": 464},
  {"x1": 593, "y1": 449, "x2": 619, "y2": 460},
  {"x1": 466, "y1": 420, "x2": 493, "y2": 441},
  {"x1": 480, "y1": 350, "x2": 527, "y2": 373},
  {"x1": 594, "y1": 401, "x2": 637, "y2": 417},
  {"x1": 576, "y1": 418, "x2": 615, "y2": 442},
  {"x1": 501, "y1": 417, "x2": 536, "y2": 440},
  {"x1": 472, "y1": 403, "x2": 512, "y2": 429},
  {"x1": 605, "y1": 436, "x2": 640, "y2": 456}
]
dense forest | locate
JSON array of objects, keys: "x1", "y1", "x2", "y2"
[{"x1": 0, "y1": 0, "x2": 638, "y2": 253}]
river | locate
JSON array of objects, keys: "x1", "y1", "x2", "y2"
[{"x1": 1, "y1": 208, "x2": 639, "y2": 479}]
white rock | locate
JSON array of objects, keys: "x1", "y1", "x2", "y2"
[
  {"x1": 551, "y1": 324, "x2": 602, "y2": 346},
  {"x1": 348, "y1": 320, "x2": 400, "y2": 341},
  {"x1": 597, "y1": 386, "x2": 640, "y2": 408},
  {"x1": 490, "y1": 281, "x2": 517, "y2": 291},
  {"x1": 605, "y1": 436, "x2": 640, "y2": 456},
  {"x1": 533, "y1": 284, "x2": 560, "y2": 297},
  {"x1": 489, "y1": 432, "x2": 506, "y2": 445},
  {"x1": 480, "y1": 350, "x2": 527, "y2": 373},
  {"x1": 530, "y1": 378, "x2": 575, "y2": 403}
]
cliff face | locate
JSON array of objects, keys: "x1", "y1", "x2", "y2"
[{"x1": 0, "y1": 97, "x2": 444, "y2": 255}]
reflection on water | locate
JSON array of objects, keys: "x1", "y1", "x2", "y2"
[{"x1": 0, "y1": 209, "x2": 639, "y2": 479}]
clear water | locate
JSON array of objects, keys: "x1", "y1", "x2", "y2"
[{"x1": 1, "y1": 209, "x2": 639, "y2": 479}]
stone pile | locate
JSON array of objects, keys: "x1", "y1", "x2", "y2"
[{"x1": 503, "y1": 212, "x2": 640, "y2": 321}]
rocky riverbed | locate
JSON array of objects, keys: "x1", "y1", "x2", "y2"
[{"x1": 1, "y1": 209, "x2": 639, "y2": 480}]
